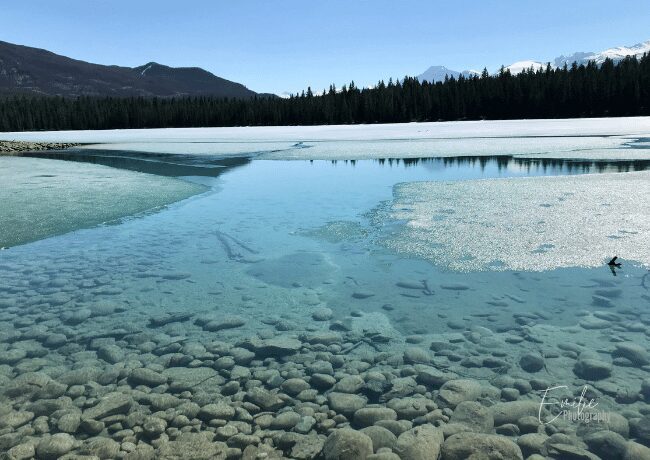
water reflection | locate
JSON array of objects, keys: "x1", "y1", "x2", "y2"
[
  {"x1": 20, "y1": 149, "x2": 251, "y2": 177},
  {"x1": 372, "y1": 156, "x2": 650, "y2": 174},
  {"x1": 19, "y1": 149, "x2": 650, "y2": 178}
]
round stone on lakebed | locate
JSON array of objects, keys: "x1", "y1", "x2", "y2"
[
  {"x1": 442, "y1": 432, "x2": 523, "y2": 460},
  {"x1": 247, "y1": 336, "x2": 302, "y2": 358},
  {"x1": 312, "y1": 307, "x2": 333, "y2": 321},
  {"x1": 198, "y1": 403, "x2": 236, "y2": 422},
  {"x1": 323, "y1": 428, "x2": 373, "y2": 460},
  {"x1": 128, "y1": 368, "x2": 168, "y2": 387},
  {"x1": 203, "y1": 315, "x2": 246, "y2": 332},
  {"x1": 436, "y1": 379, "x2": 482, "y2": 408},
  {"x1": 353, "y1": 407, "x2": 397, "y2": 428},
  {"x1": 394, "y1": 425, "x2": 444, "y2": 460},
  {"x1": 281, "y1": 378, "x2": 311, "y2": 396},
  {"x1": 612, "y1": 342, "x2": 650, "y2": 366},
  {"x1": 573, "y1": 359, "x2": 612, "y2": 380},
  {"x1": 36, "y1": 433, "x2": 74, "y2": 460},
  {"x1": 519, "y1": 353, "x2": 545, "y2": 373},
  {"x1": 327, "y1": 392, "x2": 367, "y2": 416}
]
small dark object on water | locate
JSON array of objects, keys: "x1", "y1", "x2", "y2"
[
  {"x1": 607, "y1": 256, "x2": 622, "y2": 267},
  {"x1": 607, "y1": 256, "x2": 622, "y2": 276}
]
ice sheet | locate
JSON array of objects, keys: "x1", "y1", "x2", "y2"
[
  {"x1": 3, "y1": 117, "x2": 650, "y2": 160},
  {"x1": 0, "y1": 157, "x2": 206, "y2": 247},
  {"x1": 372, "y1": 171, "x2": 650, "y2": 271},
  {"x1": 4, "y1": 117, "x2": 650, "y2": 142},
  {"x1": 258, "y1": 137, "x2": 649, "y2": 160},
  {"x1": 78, "y1": 141, "x2": 292, "y2": 157}
]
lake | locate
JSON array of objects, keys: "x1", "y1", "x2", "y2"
[{"x1": 1, "y1": 119, "x2": 650, "y2": 458}]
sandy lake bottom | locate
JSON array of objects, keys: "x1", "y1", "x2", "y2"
[{"x1": 1, "y1": 127, "x2": 650, "y2": 459}]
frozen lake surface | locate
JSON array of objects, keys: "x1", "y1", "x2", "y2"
[
  {"x1": 1, "y1": 119, "x2": 650, "y2": 458},
  {"x1": 5, "y1": 116, "x2": 650, "y2": 160}
]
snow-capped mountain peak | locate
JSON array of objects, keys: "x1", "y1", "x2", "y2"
[
  {"x1": 417, "y1": 66, "x2": 460, "y2": 82},
  {"x1": 417, "y1": 66, "x2": 479, "y2": 83},
  {"x1": 555, "y1": 40, "x2": 650, "y2": 68},
  {"x1": 504, "y1": 60, "x2": 545, "y2": 75},
  {"x1": 417, "y1": 39, "x2": 650, "y2": 82}
]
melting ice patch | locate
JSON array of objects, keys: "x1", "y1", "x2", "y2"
[
  {"x1": 259, "y1": 136, "x2": 648, "y2": 161},
  {"x1": 0, "y1": 157, "x2": 206, "y2": 247},
  {"x1": 372, "y1": 171, "x2": 650, "y2": 271}
]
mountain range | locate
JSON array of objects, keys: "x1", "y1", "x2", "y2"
[
  {"x1": 418, "y1": 39, "x2": 650, "y2": 82},
  {"x1": 2, "y1": 38, "x2": 649, "y2": 98},
  {"x1": 0, "y1": 40, "x2": 260, "y2": 98}
]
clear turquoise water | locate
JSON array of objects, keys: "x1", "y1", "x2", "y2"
[
  {"x1": 2, "y1": 153, "x2": 648, "y2": 337},
  {"x1": 1, "y1": 151, "x2": 649, "y2": 433}
]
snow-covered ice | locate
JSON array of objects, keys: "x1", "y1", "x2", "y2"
[
  {"x1": 3, "y1": 117, "x2": 650, "y2": 161},
  {"x1": 371, "y1": 171, "x2": 650, "y2": 272}
]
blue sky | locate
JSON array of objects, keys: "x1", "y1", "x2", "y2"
[{"x1": 3, "y1": 1, "x2": 649, "y2": 95}]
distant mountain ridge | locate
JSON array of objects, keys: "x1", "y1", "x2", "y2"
[
  {"x1": 417, "y1": 66, "x2": 479, "y2": 83},
  {"x1": 0, "y1": 40, "x2": 259, "y2": 98},
  {"x1": 418, "y1": 39, "x2": 650, "y2": 82},
  {"x1": 553, "y1": 41, "x2": 650, "y2": 67}
]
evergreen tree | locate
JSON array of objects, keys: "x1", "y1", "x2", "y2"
[{"x1": 1, "y1": 54, "x2": 648, "y2": 132}]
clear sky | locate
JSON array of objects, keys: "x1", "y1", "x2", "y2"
[{"x1": 3, "y1": 1, "x2": 649, "y2": 95}]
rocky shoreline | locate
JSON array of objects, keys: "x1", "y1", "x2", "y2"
[{"x1": 0, "y1": 140, "x2": 79, "y2": 154}]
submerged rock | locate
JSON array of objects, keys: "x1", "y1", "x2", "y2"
[
  {"x1": 156, "y1": 432, "x2": 228, "y2": 459},
  {"x1": 361, "y1": 426, "x2": 397, "y2": 451},
  {"x1": 36, "y1": 433, "x2": 74, "y2": 460},
  {"x1": 82, "y1": 392, "x2": 133, "y2": 420},
  {"x1": 128, "y1": 368, "x2": 167, "y2": 387},
  {"x1": 198, "y1": 403, "x2": 236, "y2": 421},
  {"x1": 440, "y1": 283, "x2": 470, "y2": 291},
  {"x1": 203, "y1": 315, "x2": 246, "y2": 332},
  {"x1": 624, "y1": 441, "x2": 650, "y2": 460},
  {"x1": 519, "y1": 353, "x2": 545, "y2": 373},
  {"x1": 79, "y1": 437, "x2": 121, "y2": 458},
  {"x1": 583, "y1": 430, "x2": 628, "y2": 459},
  {"x1": 574, "y1": 358, "x2": 612, "y2": 380},
  {"x1": 328, "y1": 392, "x2": 367, "y2": 416},
  {"x1": 403, "y1": 347, "x2": 431, "y2": 364},
  {"x1": 449, "y1": 401, "x2": 494, "y2": 433},
  {"x1": 247, "y1": 387, "x2": 285, "y2": 411},
  {"x1": 323, "y1": 429, "x2": 373, "y2": 460},
  {"x1": 352, "y1": 291, "x2": 375, "y2": 299},
  {"x1": 0, "y1": 410, "x2": 34, "y2": 429},
  {"x1": 312, "y1": 307, "x2": 333, "y2": 321},
  {"x1": 353, "y1": 408, "x2": 398, "y2": 428},
  {"x1": 245, "y1": 336, "x2": 302, "y2": 358},
  {"x1": 612, "y1": 342, "x2": 650, "y2": 365},
  {"x1": 282, "y1": 378, "x2": 311, "y2": 396},
  {"x1": 97, "y1": 344, "x2": 125, "y2": 364},
  {"x1": 436, "y1": 379, "x2": 482, "y2": 408},
  {"x1": 490, "y1": 401, "x2": 541, "y2": 426},
  {"x1": 394, "y1": 425, "x2": 444, "y2": 460},
  {"x1": 442, "y1": 432, "x2": 523, "y2": 460},
  {"x1": 334, "y1": 375, "x2": 365, "y2": 394}
]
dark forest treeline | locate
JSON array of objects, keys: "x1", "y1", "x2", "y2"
[{"x1": 1, "y1": 55, "x2": 649, "y2": 132}]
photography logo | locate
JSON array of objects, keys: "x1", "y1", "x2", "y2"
[{"x1": 539, "y1": 385, "x2": 611, "y2": 425}]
